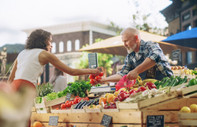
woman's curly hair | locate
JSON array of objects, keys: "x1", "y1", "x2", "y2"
[{"x1": 25, "y1": 29, "x2": 52, "y2": 50}]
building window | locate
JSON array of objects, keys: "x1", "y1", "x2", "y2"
[
  {"x1": 187, "y1": 51, "x2": 192, "y2": 64},
  {"x1": 182, "y1": 11, "x2": 190, "y2": 22},
  {"x1": 192, "y1": 8, "x2": 197, "y2": 16},
  {"x1": 67, "y1": 40, "x2": 72, "y2": 51},
  {"x1": 52, "y1": 42, "x2": 56, "y2": 53},
  {"x1": 75, "y1": 39, "x2": 80, "y2": 50},
  {"x1": 59, "y1": 41, "x2": 64, "y2": 53}
]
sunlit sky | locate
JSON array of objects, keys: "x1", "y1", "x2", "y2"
[{"x1": 0, "y1": 0, "x2": 172, "y2": 47}]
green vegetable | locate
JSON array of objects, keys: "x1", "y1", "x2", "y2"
[
  {"x1": 57, "y1": 91, "x2": 64, "y2": 98},
  {"x1": 45, "y1": 92, "x2": 58, "y2": 101},
  {"x1": 36, "y1": 82, "x2": 54, "y2": 97},
  {"x1": 162, "y1": 77, "x2": 170, "y2": 87},
  {"x1": 62, "y1": 80, "x2": 92, "y2": 97},
  {"x1": 179, "y1": 76, "x2": 188, "y2": 84},
  {"x1": 187, "y1": 78, "x2": 197, "y2": 87},
  {"x1": 35, "y1": 97, "x2": 42, "y2": 104},
  {"x1": 192, "y1": 70, "x2": 197, "y2": 75}
]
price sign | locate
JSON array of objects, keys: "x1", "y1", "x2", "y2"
[
  {"x1": 100, "y1": 114, "x2": 112, "y2": 127},
  {"x1": 65, "y1": 93, "x2": 71, "y2": 101},
  {"x1": 48, "y1": 116, "x2": 59, "y2": 126},
  {"x1": 171, "y1": 49, "x2": 181, "y2": 61},
  {"x1": 88, "y1": 53, "x2": 98, "y2": 68},
  {"x1": 147, "y1": 115, "x2": 164, "y2": 127}
]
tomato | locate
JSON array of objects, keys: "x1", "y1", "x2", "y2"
[
  {"x1": 90, "y1": 79, "x2": 96, "y2": 85},
  {"x1": 99, "y1": 72, "x2": 104, "y2": 76},
  {"x1": 67, "y1": 101, "x2": 72, "y2": 108},
  {"x1": 74, "y1": 98, "x2": 79, "y2": 104},
  {"x1": 65, "y1": 100, "x2": 69, "y2": 104},
  {"x1": 61, "y1": 103, "x2": 66, "y2": 109},
  {"x1": 84, "y1": 97, "x2": 89, "y2": 101},
  {"x1": 77, "y1": 98, "x2": 82, "y2": 103},
  {"x1": 71, "y1": 101, "x2": 74, "y2": 105},
  {"x1": 89, "y1": 74, "x2": 95, "y2": 79},
  {"x1": 95, "y1": 76, "x2": 101, "y2": 81}
]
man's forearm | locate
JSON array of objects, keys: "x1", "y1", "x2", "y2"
[
  {"x1": 134, "y1": 58, "x2": 156, "y2": 74},
  {"x1": 102, "y1": 74, "x2": 122, "y2": 83}
]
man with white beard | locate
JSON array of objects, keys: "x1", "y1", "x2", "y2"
[{"x1": 100, "y1": 27, "x2": 173, "y2": 83}]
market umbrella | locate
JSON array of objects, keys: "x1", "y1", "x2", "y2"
[
  {"x1": 80, "y1": 30, "x2": 166, "y2": 56},
  {"x1": 162, "y1": 27, "x2": 197, "y2": 49}
]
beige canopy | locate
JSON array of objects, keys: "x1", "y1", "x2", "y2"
[{"x1": 79, "y1": 30, "x2": 175, "y2": 56}]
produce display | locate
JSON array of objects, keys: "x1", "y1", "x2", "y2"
[{"x1": 34, "y1": 68, "x2": 197, "y2": 114}]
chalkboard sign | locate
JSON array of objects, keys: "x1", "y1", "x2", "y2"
[
  {"x1": 88, "y1": 53, "x2": 98, "y2": 68},
  {"x1": 48, "y1": 116, "x2": 59, "y2": 126},
  {"x1": 100, "y1": 114, "x2": 112, "y2": 127},
  {"x1": 171, "y1": 49, "x2": 181, "y2": 61},
  {"x1": 147, "y1": 115, "x2": 164, "y2": 127},
  {"x1": 65, "y1": 93, "x2": 71, "y2": 101}
]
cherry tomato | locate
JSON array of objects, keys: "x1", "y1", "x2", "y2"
[
  {"x1": 90, "y1": 79, "x2": 96, "y2": 85},
  {"x1": 74, "y1": 97, "x2": 79, "y2": 104},
  {"x1": 67, "y1": 101, "x2": 72, "y2": 108},
  {"x1": 71, "y1": 101, "x2": 75, "y2": 105},
  {"x1": 89, "y1": 74, "x2": 95, "y2": 79},
  {"x1": 61, "y1": 104, "x2": 66, "y2": 109},
  {"x1": 95, "y1": 76, "x2": 101, "y2": 81},
  {"x1": 99, "y1": 72, "x2": 104, "y2": 76}
]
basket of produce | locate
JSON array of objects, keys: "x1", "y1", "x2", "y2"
[{"x1": 178, "y1": 104, "x2": 197, "y2": 126}]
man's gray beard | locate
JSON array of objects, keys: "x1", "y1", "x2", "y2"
[
  {"x1": 127, "y1": 44, "x2": 137, "y2": 54},
  {"x1": 127, "y1": 48, "x2": 134, "y2": 54}
]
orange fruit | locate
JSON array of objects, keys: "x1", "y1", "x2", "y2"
[
  {"x1": 190, "y1": 104, "x2": 197, "y2": 112},
  {"x1": 33, "y1": 121, "x2": 43, "y2": 127},
  {"x1": 180, "y1": 106, "x2": 191, "y2": 113}
]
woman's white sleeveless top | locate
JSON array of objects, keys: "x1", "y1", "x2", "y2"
[{"x1": 14, "y1": 49, "x2": 44, "y2": 85}]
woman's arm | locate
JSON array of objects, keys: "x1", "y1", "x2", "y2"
[
  {"x1": 39, "y1": 51, "x2": 100, "y2": 76},
  {"x1": 8, "y1": 60, "x2": 17, "y2": 83}
]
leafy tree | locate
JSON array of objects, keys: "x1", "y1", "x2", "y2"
[{"x1": 108, "y1": 21, "x2": 123, "y2": 35}]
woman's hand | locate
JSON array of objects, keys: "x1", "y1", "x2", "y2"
[{"x1": 91, "y1": 68, "x2": 101, "y2": 75}]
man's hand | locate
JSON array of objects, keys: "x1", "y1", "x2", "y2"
[{"x1": 126, "y1": 69, "x2": 138, "y2": 80}]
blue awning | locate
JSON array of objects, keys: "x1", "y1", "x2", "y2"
[{"x1": 162, "y1": 27, "x2": 197, "y2": 49}]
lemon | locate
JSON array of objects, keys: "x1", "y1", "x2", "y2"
[
  {"x1": 180, "y1": 106, "x2": 191, "y2": 113},
  {"x1": 190, "y1": 104, "x2": 197, "y2": 112}
]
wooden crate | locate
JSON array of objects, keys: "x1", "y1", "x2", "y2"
[
  {"x1": 45, "y1": 96, "x2": 66, "y2": 107},
  {"x1": 116, "y1": 102, "x2": 139, "y2": 110},
  {"x1": 45, "y1": 94, "x2": 75, "y2": 107},
  {"x1": 31, "y1": 110, "x2": 142, "y2": 127},
  {"x1": 34, "y1": 97, "x2": 50, "y2": 113},
  {"x1": 141, "y1": 97, "x2": 197, "y2": 126},
  {"x1": 178, "y1": 113, "x2": 197, "y2": 126},
  {"x1": 138, "y1": 90, "x2": 179, "y2": 110},
  {"x1": 181, "y1": 85, "x2": 197, "y2": 98}
]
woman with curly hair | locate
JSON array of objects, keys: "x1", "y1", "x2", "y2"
[{"x1": 5, "y1": 29, "x2": 100, "y2": 127}]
